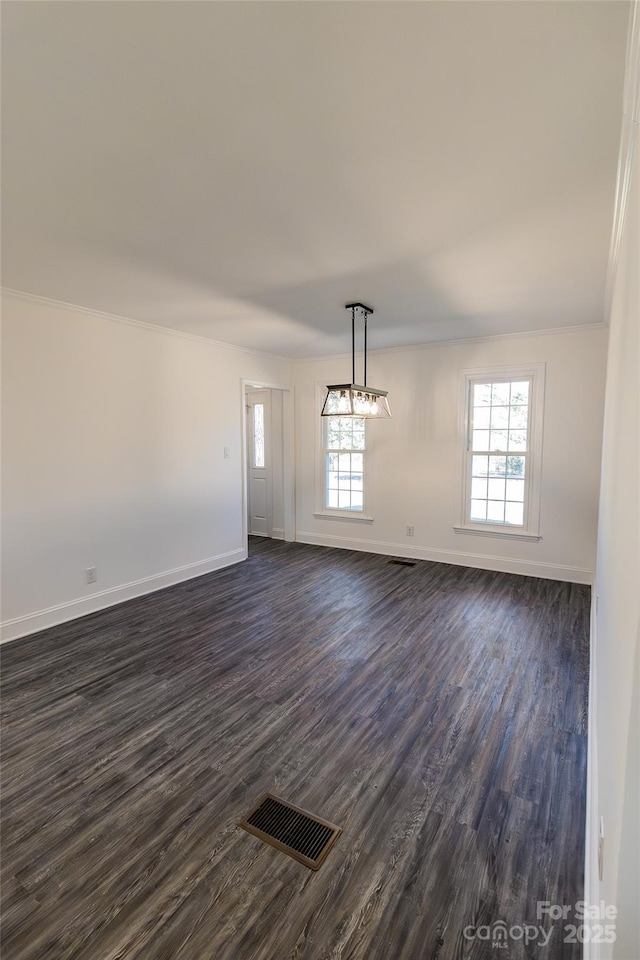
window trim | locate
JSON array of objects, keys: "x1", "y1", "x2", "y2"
[
  {"x1": 314, "y1": 381, "x2": 374, "y2": 521},
  {"x1": 455, "y1": 363, "x2": 545, "y2": 540}
]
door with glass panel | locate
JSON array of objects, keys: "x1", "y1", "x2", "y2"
[{"x1": 246, "y1": 390, "x2": 271, "y2": 536}]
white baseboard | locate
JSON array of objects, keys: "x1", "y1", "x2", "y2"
[
  {"x1": 271, "y1": 527, "x2": 285, "y2": 540},
  {"x1": 295, "y1": 531, "x2": 593, "y2": 584},
  {"x1": 0, "y1": 548, "x2": 247, "y2": 644}
]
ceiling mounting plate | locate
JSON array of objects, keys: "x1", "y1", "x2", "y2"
[{"x1": 344, "y1": 302, "x2": 374, "y2": 315}]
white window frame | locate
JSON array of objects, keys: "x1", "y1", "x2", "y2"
[
  {"x1": 314, "y1": 381, "x2": 374, "y2": 522},
  {"x1": 454, "y1": 363, "x2": 545, "y2": 541}
]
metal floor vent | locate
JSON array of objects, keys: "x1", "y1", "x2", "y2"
[
  {"x1": 389, "y1": 559, "x2": 417, "y2": 567},
  {"x1": 238, "y1": 792, "x2": 342, "y2": 870}
]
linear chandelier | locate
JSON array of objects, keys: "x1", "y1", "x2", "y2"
[{"x1": 321, "y1": 302, "x2": 391, "y2": 419}]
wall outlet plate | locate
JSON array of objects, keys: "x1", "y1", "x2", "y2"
[
  {"x1": 406, "y1": 525, "x2": 415, "y2": 537},
  {"x1": 86, "y1": 567, "x2": 97, "y2": 584}
]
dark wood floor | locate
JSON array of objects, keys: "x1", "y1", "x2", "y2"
[{"x1": 1, "y1": 538, "x2": 590, "y2": 960}]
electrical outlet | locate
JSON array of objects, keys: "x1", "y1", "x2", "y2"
[
  {"x1": 406, "y1": 525, "x2": 415, "y2": 537},
  {"x1": 224, "y1": 447, "x2": 230, "y2": 459},
  {"x1": 86, "y1": 567, "x2": 97, "y2": 585}
]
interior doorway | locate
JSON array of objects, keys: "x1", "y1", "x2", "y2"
[
  {"x1": 246, "y1": 389, "x2": 272, "y2": 537},
  {"x1": 244, "y1": 385, "x2": 290, "y2": 541}
]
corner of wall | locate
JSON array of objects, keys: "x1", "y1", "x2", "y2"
[{"x1": 584, "y1": 593, "x2": 601, "y2": 960}]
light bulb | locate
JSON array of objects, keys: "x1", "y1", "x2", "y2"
[{"x1": 338, "y1": 391, "x2": 350, "y2": 414}]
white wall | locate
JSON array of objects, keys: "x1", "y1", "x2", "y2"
[
  {"x1": 590, "y1": 27, "x2": 639, "y2": 956},
  {"x1": 294, "y1": 326, "x2": 607, "y2": 582},
  {"x1": 0, "y1": 291, "x2": 291, "y2": 641}
]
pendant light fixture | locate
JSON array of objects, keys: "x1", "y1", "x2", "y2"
[{"x1": 321, "y1": 303, "x2": 391, "y2": 419}]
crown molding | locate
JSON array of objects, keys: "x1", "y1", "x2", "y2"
[
  {"x1": 1, "y1": 285, "x2": 607, "y2": 366},
  {"x1": 294, "y1": 321, "x2": 608, "y2": 365},
  {"x1": 0, "y1": 287, "x2": 291, "y2": 362},
  {"x1": 604, "y1": 0, "x2": 639, "y2": 318}
]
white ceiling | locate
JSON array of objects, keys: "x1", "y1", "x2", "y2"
[{"x1": 1, "y1": 1, "x2": 629, "y2": 358}]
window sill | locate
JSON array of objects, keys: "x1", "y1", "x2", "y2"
[
  {"x1": 314, "y1": 511, "x2": 374, "y2": 523},
  {"x1": 453, "y1": 524, "x2": 541, "y2": 542}
]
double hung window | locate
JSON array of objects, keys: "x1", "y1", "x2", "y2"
[
  {"x1": 323, "y1": 416, "x2": 366, "y2": 513},
  {"x1": 459, "y1": 366, "x2": 544, "y2": 539}
]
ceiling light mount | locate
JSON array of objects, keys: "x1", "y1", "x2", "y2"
[{"x1": 321, "y1": 303, "x2": 391, "y2": 419}]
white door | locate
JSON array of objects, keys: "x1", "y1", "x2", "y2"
[{"x1": 246, "y1": 390, "x2": 272, "y2": 537}]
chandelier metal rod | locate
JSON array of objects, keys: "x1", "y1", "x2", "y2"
[
  {"x1": 346, "y1": 302, "x2": 373, "y2": 386},
  {"x1": 363, "y1": 310, "x2": 367, "y2": 387},
  {"x1": 352, "y1": 305, "x2": 356, "y2": 385}
]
